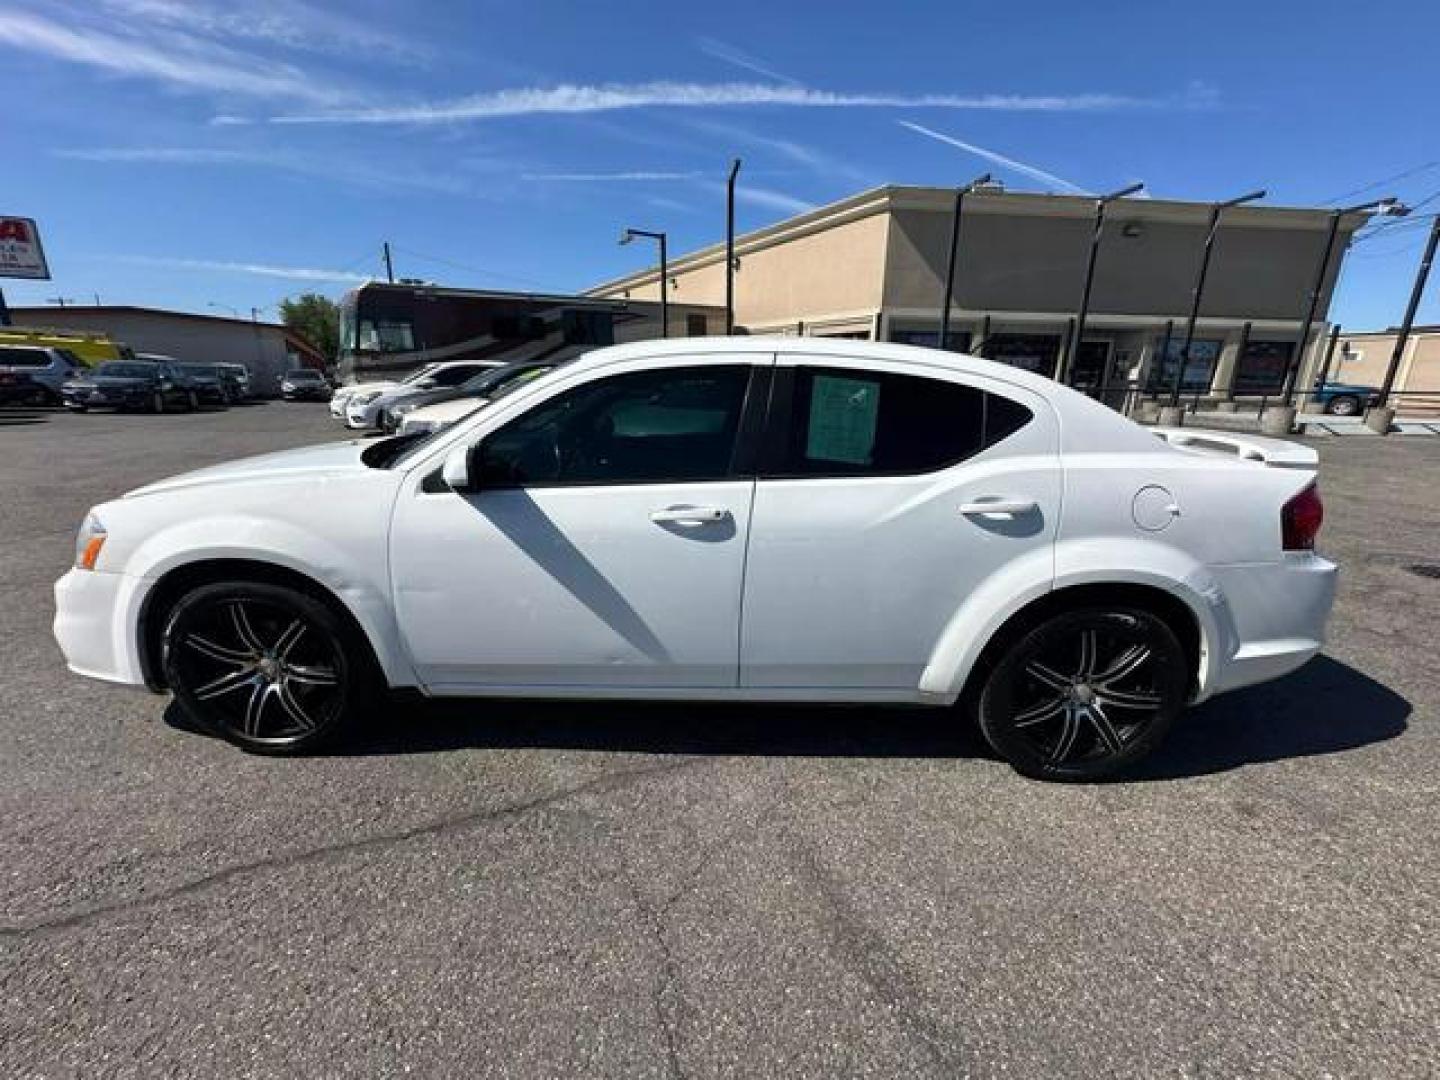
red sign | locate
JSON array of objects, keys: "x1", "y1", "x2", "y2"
[{"x1": 0, "y1": 216, "x2": 50, "y2": 280}]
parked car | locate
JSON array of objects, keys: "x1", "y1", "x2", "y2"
[
  {"x1": 281, "y1": 368, "x2": 332, "y2": 401},
  {"x1": 0, "y1": 344, "x2": 87, "y2": 405},
  {"x1": 53, "y1": 339, "x2": 1336, "y2": 781},
  {"x1": 1310, "y1": 380, "x2": 1380, "y2": 416},
  {"x1": 0, "y1": 368, "x2": 39, "y2": 406},
  {"x1": 346, "y1": 361, "x2": 501, "y2": 430},
  {"x1": 386, "y1": 360, "x2": 558, "y2": 434},
  {"x1": 329, "y1": 363, "x2": 444, "y2": 421},
  {"x1": 169, "y1": 362, "x2": 231, "y2": 410},
  {"x1": 215, "y1": 363, "x2": 251, "y2": 403},
  {"x1": 61, "y1": 360, "x2": 201, "y2": 413}
]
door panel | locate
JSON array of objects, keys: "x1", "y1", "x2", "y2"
[
  {"x1": 390, "y1": 356, "x2": 766, "y2": 690},
  {"x1": 392, "y1": 481, "x2": 754, "y2": 689},
  {"x1": 740, "y1": 360, "x2": 1059, "y2": 690}
]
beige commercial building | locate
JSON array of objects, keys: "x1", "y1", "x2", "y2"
[
  {"x1": 8, "y1": 305, "x2": 324, "y2": 396},
  {"x1": 589, "y1": 186, "x2": 1373, "y2": 403},
  {"x1": 1329, "y1": 326, "x2": 1440, "y2": 414}
]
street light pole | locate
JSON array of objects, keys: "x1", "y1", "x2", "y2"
[
  {"x1": 725, "y1": 158, "x2": 741, "y2": 335},
  {"x1": 939, "y1": 173, "x2": 991, "y2": 352},
  {"x1": 1370, "y1": 212, "x2": 1440, "y2": 431},
  {"x1": 619, "y1": 228, "x2": 669, "y2": 337},
  {"x1": 1165, "y1": 189, "x2": 1266, "y2": 416},
  {"x1": 1059, "y1": 182, "x2": 1144, "y2": 384},
  {"x1": 1282, "y1": 197, "x2": 1405, "y2": 411}
]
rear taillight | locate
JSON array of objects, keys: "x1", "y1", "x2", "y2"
[{"x1": 1282, "y1": 483, "x2": 1324, "y2": 551}]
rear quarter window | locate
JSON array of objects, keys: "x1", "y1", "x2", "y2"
[{"x1": 0, "y1": 347, "x2": 50, "y2": 368}]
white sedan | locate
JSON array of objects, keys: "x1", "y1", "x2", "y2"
[
  {"x1": 53, "y1": 339, "x2": 1335, "y2": 780},
  {"x1": 344, "y1": 361, "x2": 499, "y2": 430}
]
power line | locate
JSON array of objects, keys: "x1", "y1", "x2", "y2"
[
  {"x1": 1319, "y1": 161, "x2": 1440, "y2": 206},
  {"x1": 388, "y1": 245, "x2": 554, "y2": 290}
]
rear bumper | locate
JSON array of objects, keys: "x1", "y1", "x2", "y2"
[
  {"x1": 53, "y1": 569, "x2": 150, "y2": 687},
  {"x1": 1202, "y1": 553, "x2": 1337, "y2": 699}
]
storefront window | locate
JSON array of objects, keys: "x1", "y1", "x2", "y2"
[
  {"x1": 984, "y1": 334, "x2": 1061, "y2": 375},
  {"x1": 1147, "y1": 338, "x2": 1221, "y2": 393},
  {"x1": 1232, "y1": 340, "x2": 1294, "y2": 394},
  {"x1": 889, "y1": 329, "x2": 972, "y2": 353}
]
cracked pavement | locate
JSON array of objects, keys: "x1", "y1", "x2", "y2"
[{"x1": 2, "y1": 404, "x2": 1437, "y2": 1077}]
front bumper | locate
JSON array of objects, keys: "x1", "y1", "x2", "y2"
[
  {"x1": 345, "y1": 399, "x2": 383, "y2": 428},
  {"x1": 53, "y1": 569, "x2": 150, "y2": 687}
]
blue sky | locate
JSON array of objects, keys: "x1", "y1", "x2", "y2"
[{"x1": 4, "y1": 0, "x2": 1438, "y2": 328}]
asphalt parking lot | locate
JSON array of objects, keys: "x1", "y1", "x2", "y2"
[{"x1": 2, "y1": 402, "x2": 1437, "y2": 1078}]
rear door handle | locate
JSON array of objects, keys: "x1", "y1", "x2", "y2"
[
  {"x1": 959, "y1": 498, "x2": 1039, "y2": 517},
  {"x1": 650, "y1": 505, "x2": 730, "y2": 526}
]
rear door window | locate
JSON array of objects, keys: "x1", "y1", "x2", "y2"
[
  {"x1": 766, "y1": 366, "x2": 1032, "y2": 478},
  {"x1": 0, "y1": 347, "x2": 50, "y2": 368}
]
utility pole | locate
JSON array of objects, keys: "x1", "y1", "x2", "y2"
[
  {"x1": 1059, "y1": 182, "x2": 1144, "y2": 385},
  {"x1": 1370, "y1": 213, "x2": 1440, "y2": 432},
  {"x1": 383, "y1": 241, "x2": 395, "y2": 284},
  {"x1": 939, "y1": 173, "x2": 991, "y2": 352},
  {"x1": 725, "y1": 159, "x2": 741, "y2": 335},
  {"x1": 1163, "y1": 189, "x2": 1265, "y2": 423}
]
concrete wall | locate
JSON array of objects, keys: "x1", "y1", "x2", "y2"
[
  {"x1": 883, "y1": 202, "x2": 1349, "y2": 321},
  {"x1": 9, "y1": 308, "x2": 296, "y2": 395},
  {"x1": 599, "y1": 209, "x2": 890, "y2": 332},
  {"x1": 1333, "y1": 331, "x2": 1440, "y2": 414}
]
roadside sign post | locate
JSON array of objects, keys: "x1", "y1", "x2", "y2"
[{"x1": 0, "y1": 216, "x2": 53, "y2": 327}]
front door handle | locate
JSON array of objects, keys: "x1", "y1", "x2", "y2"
[
  {"x1": 650, "y1": 505, "x2": 730, "y2": 526},
  {"x1": 959, "y1": 498, "x2": 1039, "y2": 517}
]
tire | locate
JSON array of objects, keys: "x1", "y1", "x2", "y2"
[
  {"x1": 186, "y1": 390, "x2": 200, "y2": 412},
  {"x1": 1326, "y1": 394, "x2": 1360, "y2": 416},
  {"x1": 977, "y1": 607, "x2": 1187, "y2": 782},
  {"x1": 152, "y1": 391, "x2": 165, "y2": 414},
  {"x1": 161, "y1": 580, "x2": 377, "y2": 754}
]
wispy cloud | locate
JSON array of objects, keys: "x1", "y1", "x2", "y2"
[
  {"x1": 696, "y1": 37, "x2": 800, "y2": 86},
  {"x1": 897, "y1": 120, "x2": 1088, "y2": 194},
  {"x1": 99, "y1": 0, "x2": 430, "y2": 65},
  {"x1": 52, "y1": 146, "x2": 470, "y2": 195},
  {"x1": 686, "y1": 117, "x2": 875, "y2": 186},
  {"x1": 266, "y1": 80, "x2": 1153, "y2": 125},
  {"x1": 0, "y1": 7, "x2": 349, "y2": 103},
  {"x1": 100, "y1": 254, "x2": 370, "y2": 283},
  {"x1": 520, "y1": 170, "x2": 702, "y2": 182},
  {"x1": 697, "y1": 180, "x2": 814, "y2": 216}
]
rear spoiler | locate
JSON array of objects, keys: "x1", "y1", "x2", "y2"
[{"x1": 1151, "y1": 427, "x2": 1318, "y2": 469}]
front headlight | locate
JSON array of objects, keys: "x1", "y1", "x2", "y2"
[
  {"x1": 75, "y1": 512, "x2": 108, "y2": 570},
  {"x1": 351, "y1": 390, "x2": 383, "y2": 405}
]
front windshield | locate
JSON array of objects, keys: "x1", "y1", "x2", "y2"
[{"x1": 287, "y1": 369, "x2": 322, "y2": 380}]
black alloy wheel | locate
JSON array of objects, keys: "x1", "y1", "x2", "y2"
[
  {"x1": 978, "y1": 608, "x2": 1186, "y2": 781},
  {"x1": 1326, "y1": 394, "x2": 1361, "y2": 416},
  {"x1": 162, "y1": 581, "x2": 372, "y2": 753}
]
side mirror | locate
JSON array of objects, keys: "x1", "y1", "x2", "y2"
[
  {"x1": 442, "y1": 445, "x2": 474, "y2": 492},
  {"x1": 418, "y1": 377, "x2": 438, "y2": 389}
]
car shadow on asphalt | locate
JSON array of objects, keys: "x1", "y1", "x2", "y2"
[
  {"x1": 163, "y1": 654, "x2": 1408, "y2": 781},
  {"x1": 0, "y1": 410, "x2": 52, "y2": 426}
]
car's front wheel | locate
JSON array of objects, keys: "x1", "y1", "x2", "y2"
[
  {"x1": 161, "y1": 581, "x2": 373, "y2": 753},
  {"x1": 978, "y1": 608, "x2": 1187, "y2": 781}
]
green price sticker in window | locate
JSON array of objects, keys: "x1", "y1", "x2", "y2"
[{"x1": 807, "y1": 374, "x2": 880, "y2": 465}]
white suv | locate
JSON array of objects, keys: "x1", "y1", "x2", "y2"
[{"x1": 53, "y1": 339, "x2": 1336, "y2": 781}]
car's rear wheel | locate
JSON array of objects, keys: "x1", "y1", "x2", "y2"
[
  {"x1": 161, "y1": 581, "x2": 373, "y2": 754},
  {"x1": 978, "y1": 608, "x2": 1186, "y2": 782},
  {"x1": 1326, "y1": 394, "x2": 1361, "y2": 416}
]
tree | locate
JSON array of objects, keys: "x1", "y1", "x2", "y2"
[{"x1": 279, "y1": 293, "x2": 340, "y2": 364}]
